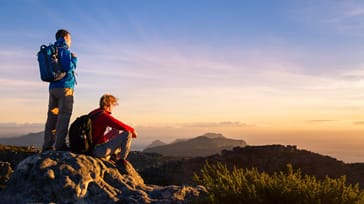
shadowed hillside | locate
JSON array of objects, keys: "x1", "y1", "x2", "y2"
[
  {"x1": 0, "y1": 144, "x2": 40, "y2": 169},
  {"x1": 0, "y1": 132, "x2": 43, "y2": 148},
  {"x1": 135, "y1": 145, "x2": 364, "y2": 187}
]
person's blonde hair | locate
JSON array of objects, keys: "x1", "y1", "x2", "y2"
[{"x1": 99, "y1": 94, "x2": 118, "y2": 109}]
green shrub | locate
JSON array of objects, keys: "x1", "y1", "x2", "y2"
[{"x1": 193, "y1": 162, "x2": 364, "y2": 204}]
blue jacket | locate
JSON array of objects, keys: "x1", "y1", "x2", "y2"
[{"x1": 49, "y1": 38, "x2": 78, "y2": 89}]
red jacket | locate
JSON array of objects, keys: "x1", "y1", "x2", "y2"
[{"x1": 89, "y1": 108, "x2": 135, "y2": 145}]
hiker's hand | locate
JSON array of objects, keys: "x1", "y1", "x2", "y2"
[
  {"x1": 71, "y1": 52, "x2": 77, "y2": 58},
  {"x1": 109, "y1": 128, "x2": 119, "y2": 135},
  {"x1": 132, "y1": 131, "x2": 137, "y2": 138}
]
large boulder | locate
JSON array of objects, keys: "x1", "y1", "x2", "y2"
[{"x1": 0, "y1": 151, "x2": 206, "y2": 203}]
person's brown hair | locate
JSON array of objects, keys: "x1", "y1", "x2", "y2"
[
  {"x1": 55, "y1": 29, "x2": 70, "y2": 40},
  {"x1": 99, "y1": 94, "x2": 118, "y2": 109}
]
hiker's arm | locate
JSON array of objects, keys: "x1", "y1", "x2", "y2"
[
  {"x1": 59, "y1": 49, "x2": 77, "y2": 71},
  {"x1": 107, "y1": 115, "x2": 135, "y2": 133},
  {"x1": 132, "y1": 131, "x2": 137, "y2": 138},
  {"x1": 70, "y1": 52, "x2": 77, "y2": 70},
  {"x1": 107, "y1": 128, "x2": 137, "y2": 139}
]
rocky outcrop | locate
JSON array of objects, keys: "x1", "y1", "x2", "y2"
[
  {"x1": 0, "y1": 151, "x2": 206, "y2": 203},
  {"x1": 0, "y1": 144, "x2": 39, "y2": 169}
]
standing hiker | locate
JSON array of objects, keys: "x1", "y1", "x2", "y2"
[{"x1": 42, "y1": 29, "x2": 77, "y2": 151}]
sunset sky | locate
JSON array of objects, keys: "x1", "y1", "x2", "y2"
[{"x1": 1, "y1": 1, "x2": 364, "y2": 162}]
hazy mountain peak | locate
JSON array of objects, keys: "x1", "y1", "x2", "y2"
[
  {"x1": 198, "y1": 132, "x2": 224, "y2": 139},
  {"x1": 144, "y1": 133, "x2": 246, "y2": 157},
  {"x1": 145, "y1": 140, "x2": 166, "y2": 149}
]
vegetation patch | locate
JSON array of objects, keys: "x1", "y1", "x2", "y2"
[{"x1": 193, "y1": 162, "x2": 364, "y2": 204}]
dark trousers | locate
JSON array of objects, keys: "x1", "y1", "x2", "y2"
[
  {"x1": 92, "y1": 130, "x2": 132, "y2": 160},
  {"x1": 43, "y1": 88, "x2": 74, "y2": 150}
]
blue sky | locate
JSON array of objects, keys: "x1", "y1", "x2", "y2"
[{"x1": 1, "y1": 1, "x2": 364, "y2": 162}]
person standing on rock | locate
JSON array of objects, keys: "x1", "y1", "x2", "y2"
[
  {"x1": 89, "y1": 94, "x2": 137, "y2": 166},
  {"x1": 42, "y1": 29, "x2": 78, "y2": 152}
]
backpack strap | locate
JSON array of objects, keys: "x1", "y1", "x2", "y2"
[
  {"x1": 88, "y1": 109, "x2": 104, "y2": 120},
  {"x1": 54, "y1": 45, "x2": 64, "y2": 72},
  {"x1": 88, "y1": 110, "x2": 105, "y2": 146}
]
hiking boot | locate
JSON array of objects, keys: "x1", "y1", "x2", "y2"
[
  {"x1": 41, "y1": 147, "x2": 54, "y2": 153},
  {"x1": 115, "y1": 159, "x2": 128, "y2": 166},
  {"x1": 115, "y1": 159, "x2": 129, "y2": 174}
]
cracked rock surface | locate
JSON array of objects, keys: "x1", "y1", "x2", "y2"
[{"x1": 0, "y1": 151, "x2": 206, "y2": 203}]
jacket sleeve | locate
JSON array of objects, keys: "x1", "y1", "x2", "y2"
[
  {"x1": 105, "y1": 114, "x2": 135, "y2": 132},
  {"x1": 70, "y1": 56, "x2": 77, "y2": 70},
  {"x1": 59, "y1": 48, "x2": 77, "y2": 72}
]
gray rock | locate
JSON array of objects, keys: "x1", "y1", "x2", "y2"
[{"x1": 0, "y1": 151, "x2": 206, "y2": 203}]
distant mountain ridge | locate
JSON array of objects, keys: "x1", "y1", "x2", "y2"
[
  {"x1": 0, "y1": 132, "x2": 43, "y2": 148},
  {"x1": 143, "y1": 133, "x2": 246, "y2": 157},
  {"x1": 145, "y1": 140, "x2": 167, "y2": 149}
]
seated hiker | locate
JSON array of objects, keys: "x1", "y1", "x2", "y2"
[{"x1": 89, "y1": 94, "x2": 137, "y2": 165}]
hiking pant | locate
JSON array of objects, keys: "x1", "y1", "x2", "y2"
[
  {"x1": 92, "y1": 130, "x2": 132, "y2": 160},
  {"x1": 43, "y1": 88, "x2": 74, "y2": 150}
]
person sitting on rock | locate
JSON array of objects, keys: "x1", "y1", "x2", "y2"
[{"x1": 89, "y1": 94, "x2": 137, "y2": 166}]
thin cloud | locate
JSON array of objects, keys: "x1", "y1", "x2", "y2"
[
  {"x1": 134, "y1": 121, "x2": 256, "y2": 129},
  {"x1": 78, "y1": 40, "x2": 306, "y2": 91},
  {"x1": 0, "y1": 78, "x2": 41, "y2": 88},
  {"x1": 306, "y1": 120, "x2": 335, "y2": 123},
  {"x1": 0, "y1": 122, "x2": 43, "y2": 128},
  {"x1": 0, "y1": 49, "x2": 31, "y2": 58},
  {"x1": 75, "y1": 39, "x2": 364, "y2": 121},
  {"x1": 180, "y1": 121, "x2": 256, "y2": 128},
  {"x1": 353, "y1": 121, "x2": 364, "y2": 125},
  {"x1": 299, "y1": 1, "x2": 364, "y2": 33}
]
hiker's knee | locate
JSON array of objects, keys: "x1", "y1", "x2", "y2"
[
  {"x1": 126, "y1": 131, "x2": 133, "y2": 143},
  {"x1": 124, "y1": 131, "x2": 132, "y2": 140},
  {"x1": 121, "y1": 131, "x2": 132, "y2": 144}
]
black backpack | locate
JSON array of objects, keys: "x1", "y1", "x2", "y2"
[
  {"x1": 37, "y1": 44, "x2": 66, "y2": 82},
  {"x1": 69, "y1": 111, "x2": 103, "y2": 155}
]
